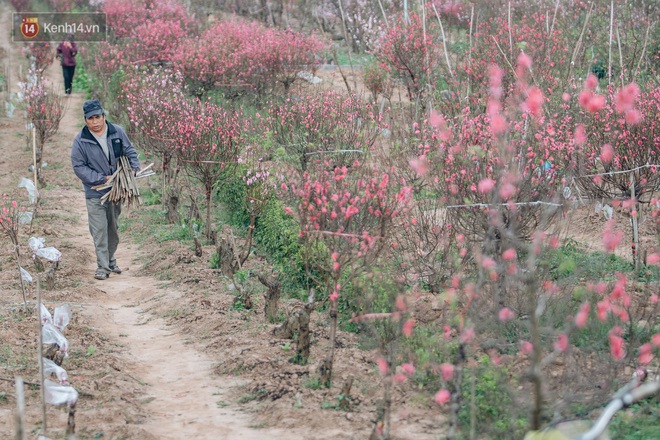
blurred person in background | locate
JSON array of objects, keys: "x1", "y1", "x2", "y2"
[{"x1": 56, "y1": 32, "x2": 77, "y2": 95}]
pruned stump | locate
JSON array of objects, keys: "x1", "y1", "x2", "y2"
[
  {"x1": 43, "y1": 343, "x2": 65, "y2": 366},
  {"x1": 44, "y1": 268, "x2": 56, "y2": 291},
  {"x1": 274, "y1": 301, "x2": 314, "y2": 365},
  {"x1": 338, "y1": 376, "x2": 354, "y2": 411},
  {"x1": 66, "y1": 402, "x2": 76, "y2": 439},
  {"x1": 166, "y1": 188, "x2": 180, "y2": 224},
  {"x1": 257, "y1": 273, "x2": 281, "y2": 322},
  {"x1": 292, "y1": 305, "x2": 311, "y2": 365},
  {"x1": 273, "y1": 314, "x2": 296, "y2": 339},
  {"x1": 193, "y1": 237, "x2": 203, "y2": 257},
  {"x1": 319, "y1": 357, "x2": 332, "y2": 388},
  {"x1": 215, "y1": 236, "x2": 237, "y2": 275}
]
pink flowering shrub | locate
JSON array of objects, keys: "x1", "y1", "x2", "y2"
[
  {"x1": 283, "y1": 156, "x2": 412, "y2": 384},
  {"x1": 172, "y1": 100, "x2": 246, "y2": 237},
  {"x1": 374, "y1": 12, "x2": 440, "y2": 101},
  {"x1": 264, "y1": 90, "x2": 381, "y2": 171},
  {"x1": 172, "y1": 19, "x2": 322, "y2": 99},
  {"x1": 21, "y1": 74, "x2": 66, "y2": 183}
]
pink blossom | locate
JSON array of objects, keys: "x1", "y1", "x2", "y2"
[
  {"x1": 395, "y1": 295, "x2": 407, "y2": 312},
  {"x1": 602, "y1": 223, "x2": 623, "y2": 252},
  {"x1": 481, "y1": 256, "x2": 496, "y2": 270},
  {"x1": 586, "y1": 94, "x2": 606, "y2": 113},
  {"x1": 585, "y1": 73, "x2": 598, "y2": 90},
  {"x1": 440, "y1": 363, "x2": 454, "y2": 381},
  {"x1": 402, "y1": 319, "x2": 415, "y2": 337},
  {"x1": 600, "y1": 144, "x2": 614, "y2": 163},
  {"x1": 562, "y1": 92, "x2": 571, "y2": 102},
  {"x1": 575, "y1": 303, "x2": 590, "y2": 328},
  {"x1": 549, "y1": 236, "x2": 560, "y2": 249},
  {"x1": 443, "y1": 325, "x2": 452, "y2": 339},
  {"x1": 428, "y1": 110, "x2": 445, "y2": 128},
  {"x1": 329, "y1": 291, "x2": 339, "y2": 302},
  {"x1": 498, "y1": 307, "x2": 515, "y2": 322},
  {"x1": 520, "y1": 341, "x2": 533, "y2": 355},
  {"x1": 615, "y1": 83, "x2": 640, "y2": 114},
  {"x1": 409, "y1": 157, "x2": 429, "y2": 176},
  {"x1": 525, "y1": 87, "x2": 544, "y2": 116},
  {"x1": 651, "y1": 294, "x2": 659, "y2": 304},
  {"x1": 597, "y1": 300, "x2": 610, "y2": 321},
  {"x1": 377, "y1": 358, "x2": 388, "y2": 375},
  {"x1": 393, "y1": 373, "x2": 407, "y2": 383},
  {"x1": 554, "y1": 333, "x2": 569, "y2": 352},
  {"x1": 625, "y1": 109, "x2": 642, "y2": 125},
  {"x1": 460, "y1": 327, "x2": 475, "y2": 343},
  {"x1": 652, "y1": 333, "x2": 660, "y2": 346},
  {"x1": 517, "y1": 52, "x2": 533, "y2": 70},
  {"x1": 499, "y1": 183, "x2": 517, "y2": 200},
  {"x1": 478, "y1": 178, "x2": 496, "y2": 194},
  {"x1": 638, "y1": 343, "x2": 653, "y2": 365},
  {"x1": 333, "y1": 262, "x2": 340, "y2": 272},
  {"x1": 574, "y1": 124, "x2": 587, "y2": 145},
  {"x1": 331, "y1": 252, "x2": 339, "y2": 261},
  {"x1": 490, "y1": 114, "x2": 506, "y2": 135},
  {"x1": 434, "y1": 389, "x2": 451, "y2": 405},
  {"x1": 609, "y1": 330, "x2": 625, "y2": 360},
  {"x1": 401, "y1": 362, "x2": 415, "y2": 375},
  {"x1": 502, "y1": 248, "x2": 517, "y2": 261}
]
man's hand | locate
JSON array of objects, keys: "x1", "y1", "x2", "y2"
[{"x1": 105, "y1": 176, "x2": 111, "y2": 182}]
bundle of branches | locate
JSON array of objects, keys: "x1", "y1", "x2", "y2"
[{"x1": 92, "y1": 158, "x2": 154, "y2": 207}]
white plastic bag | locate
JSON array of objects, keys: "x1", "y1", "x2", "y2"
[
  {"x1": 36, "y1": 247, "x2": 62, "y2": 262},
  {"x1": 28, "y1": 236, "x2": 45, "y2": 252},
  {"x1": 43, "y1": 379, "x2": 78, "y2": 406},
  {"x1": 20, "y1": 266, "x2": 33, "y2": 283},
  {"x1": 18, "y1": 177, "x2": 37, "y2": 203},
  {"x1": 40, "y1": 303, "x2": 53, "y2": 326},
  {"x1": 43, "y1": 358, "x2": 69, "y2": 384},
  {"x1": 42, "y1": 323, "x2": 68, "y2": 357},
  {"x1": 18, "y1": 211, "x2": 32, "y2": 225},
  {"x1": 53, "y1": 305, "x2": 71, "y2": 332}
]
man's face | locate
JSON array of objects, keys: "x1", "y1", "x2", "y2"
[{"x1": 85, "y1": 114, "x2": 105, "y2": 135}]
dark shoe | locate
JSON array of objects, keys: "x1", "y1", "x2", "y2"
[
  {"x1": 94, "y1": 270, "x2": 109, "y2": 280},
  {"x1": 109, "y1": 265, "x2": 122, "y2": 274}
]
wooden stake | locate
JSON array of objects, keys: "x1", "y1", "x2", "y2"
[
  {"x1": 36, "y1": 275, "x2": 48, "y2": 436},
  {"x1": 14, "y1": 377, "x2": 25, "y2": 440},
  {"x1": 32, "y1": 127, "x2": 38, "y2": 200},
  {"x1": 631, "y1": 173, "x2": 639, "y2": 271}
]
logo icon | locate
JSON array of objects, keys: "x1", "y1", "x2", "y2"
[{"x1": 20, "y1": 17, "x2": 39, "y2": 39}]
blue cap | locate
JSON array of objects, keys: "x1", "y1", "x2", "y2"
[{"x1": 83, "y1": 99, "x2": 104, "y2": 119}]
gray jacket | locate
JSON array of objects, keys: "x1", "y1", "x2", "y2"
[{"x1": 71, "y1": 121, "x2": 140, "y2": 199}]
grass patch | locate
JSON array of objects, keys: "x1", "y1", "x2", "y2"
[
  {"x1": 609, "y1": 401, "x2": 660, "y2": 440},
  {"x1": 545, "y1": 239, "x2": 660, "y2": 282}
]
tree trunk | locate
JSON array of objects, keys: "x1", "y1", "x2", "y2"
[
  {"x1": 215, "y1": 234, "x2": 238, "y2": 276},
  {"x1": 319, "y1": 300, "x2": 338, "y2": 387},
  {"x1": 258, "y1": 273, "x2": 281, "y2": 322},
  {"x1": 66, "y1": 403, "x2": 76, "y2": 439},
  {"x1": 205, "y1": 187, "x2": 212, "y2": 239},
  {"x1": 166, "y1": 186, "x2": 180, "y2": 224},
  {"x1": 294, "y1": 305, "x2": 311, "y2": 364},
  {"x1": 193, "y1": 237, "x2": 203, "y2": 257}
]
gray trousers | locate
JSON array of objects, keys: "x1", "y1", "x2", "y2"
[{"x1": 85, "y1": 198, "x2": 121, "y2": 273}]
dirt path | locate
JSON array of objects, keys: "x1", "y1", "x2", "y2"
[{"x1": 64, "y1": 198, "x2": 295, "y2": 439}]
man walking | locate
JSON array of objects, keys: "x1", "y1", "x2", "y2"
[{"x1": 71, "y1": 100, "x2": 140, "y2": 280}]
